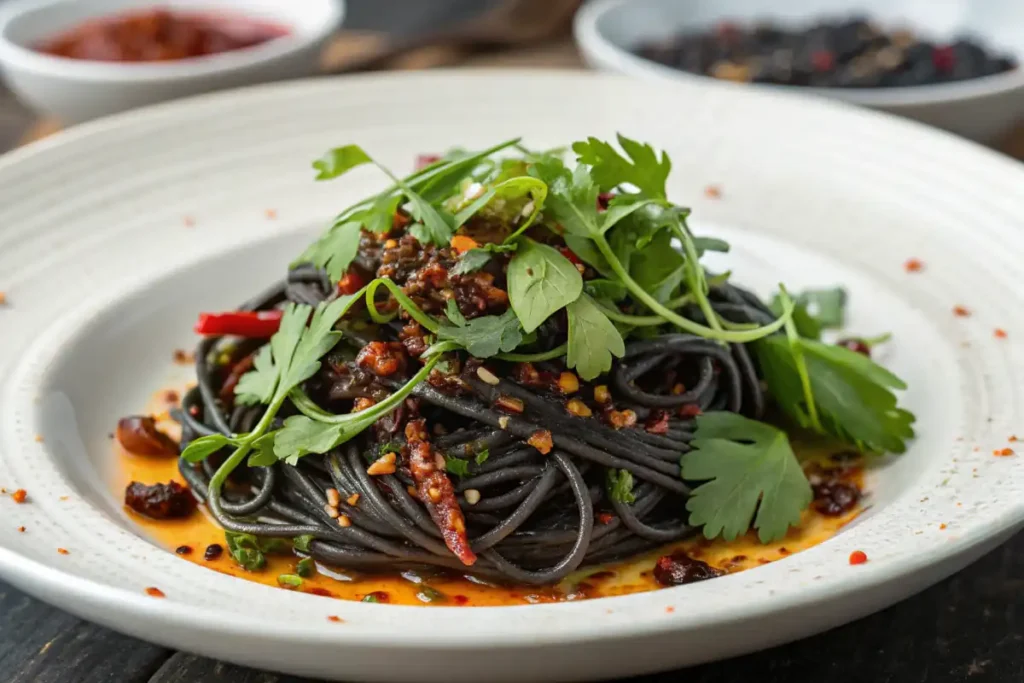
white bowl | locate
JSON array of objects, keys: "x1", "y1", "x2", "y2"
[
  {"x1": 575, "y1": 0, "x2": 1024, "y2": 142},
  {"x1": 0, "y1": 0, "x2": 345, "y2": 123}
]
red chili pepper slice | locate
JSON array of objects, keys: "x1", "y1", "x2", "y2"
[
  {"x1": 559, "y1": 247, "x2": 583, "y2": 266},
  {"x1": 337, "y1": 270, "x2": 365, "y2": 295},
  {"x1": 194, "y1": 310, "x2": 282, "y2": 337}
]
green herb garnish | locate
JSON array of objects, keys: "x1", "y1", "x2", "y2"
[
  {"x1": 296, "y1": 557, "x2": 316, "y2": 578},
  {"x1": 606, "y1": 469, "x2": 636, "y2": 504},
  {"x1": 682, "y1": 413, "x2": 812, "y2": 543},
  {"x1": 277, "y1": 574, "x2": 303, "y2": 588},
  {"x1": 444, "y1": 456, "x2": 470, "y2": 477}
]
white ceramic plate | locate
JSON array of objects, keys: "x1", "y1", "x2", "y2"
[{"x1": 0, "y1": 71, "x2": 1022, "y2": 683}]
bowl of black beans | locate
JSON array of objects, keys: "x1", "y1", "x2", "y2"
[{"x1": 574, "y1": 0, "x2": 1024, "y2": 142}]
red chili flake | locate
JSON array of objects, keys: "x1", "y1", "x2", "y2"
[
  {"x1": 597, "y1": 512, "x2": 615, "y2": 525},
  {"x1": 188, "y1": 405, "x2": 200, "y2": 417},
  {"x1": 994, "y1": 328, "x2": 1008, "y2": 339},
  {"x1": 337, "y1": 270, "x2": 365, "y2": 296},
  {"x1": 453, "y1": 594, "x2": 469, "y2": 606},
  {"x1": 415, "y1": 154, "x2": 441, "y2": 171},
  {"x1": 203, "y1": 543, "x2": 223, "y2": 561},
  {"x1": 904, "y1": 258, "x2": 924, "y2": 273},
  {"x1": 527, "y1": 429, "x2": 553, "y2": 455},
  {"x1": 145, "y1": 587, "x2": 166, "y2": 598},
  {"x1": 163, "y1": 390, "x2": 180, "y2": 404},
  {"x1": 1010, "y1": 435, "x2": 1019, "y2": 442},
  {"x1": 59, "y1": 496, "x2": 69, "y2": 501},
  {"x1": 57, "y1": 548, "x2": 69, "y2": 555},
  {"x1": 645, "y1": 410, "x2": 671, "y2": 435},
  {"x1": 848, "y1": 550, "x2": 868, "y2": 565},
  {"x1": 939, "y1": 523, "x2": 948, "y2": 530},
  {"x1": 952, "y1": 305, "x2": 970, "y2": 317},
  {"x1": 264, "y1": 208, "x2": 277, "y2": 220},
  {"x1": 559, "y1": 247, "x2": 583, "y2": 266},
  {"x1": 308, "y1": 587, "x2": 335, "y2": 598},
  {"x1": 679, "y1": 404, "x2": 702, "y2": 418},
  {"x1": 11, "y1": 489, "x2": 27, "y2": 504},
  {"x1": 327, "y1": 615, "x2": 344, "y2": 623},
  {"x1": 17, "y1": 526, "x2": 25, "y2": 532},
  {"x1": 175, "y1": 545, "x2": 193, "y2": 556},
  {"x1": 994, "y1": 448, "x2": 1014, "y2": 457},
  {"x1": 778, "y1": 547, "x2": 790, "y2": 556},
  {"x1": 811, "y1": 49, "x2": 835, "y2": 72},
  {"x1": 665, "y1": 605, "x2": 676, "y2": 613},
  {"x1": 183, "y1": 216, "x2": 195, "y2": 228},
  {"x1": 932, "y1": 45, "x2": 956, "y2": 72},
  {"x1": 172, "y1": 349, "x2": 194, "y2": 364},
  {"x1": 704, "y1": 185, "x2": 722, "y2": 199},
  {"x1": 0, "y1": 291, "x2": 7, "y2": 306}
]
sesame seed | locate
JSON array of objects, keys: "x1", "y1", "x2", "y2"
[
  {"x1": 427, "y1": 487, "x2": 442, "y2": 503},
  {"x1": 338, "y1": 515, "x2": 352, "y2": 528},
  {"x1": 326, "y1": 488, "x2": 341, "y2": 507},
  {"x1": 324, "y1": 504, "x2": 340, "y2": 519},
  {"x1": 498, "y1": 416, "x2": 510, "y2": 429},
  {"x1": 464, "y1": 489, "x2": 481, "y2": 505},
  {"x1": 347, "y1": 493, "x2": 360, "y2": 506}
]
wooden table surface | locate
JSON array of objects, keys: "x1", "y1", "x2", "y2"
[{"x1": 0, "y1": 28, "x2": 1023, "y2": 683}]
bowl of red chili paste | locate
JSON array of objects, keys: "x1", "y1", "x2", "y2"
[{"x1": 0, "y1": 0, "x2": 345, "y2": 123}]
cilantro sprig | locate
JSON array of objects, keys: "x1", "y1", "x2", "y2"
[{"x1": 683, "y1": 413, "x2": 812, "y2": 543}]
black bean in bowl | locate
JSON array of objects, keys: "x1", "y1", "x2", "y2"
[{"x1": 634, "y1": 17, "x2": 1017, "y2": 89}]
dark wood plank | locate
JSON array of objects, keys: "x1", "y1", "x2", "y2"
[
  {"x1": 0, "y1": 582, "x2": 171, "y2": 683},
  {"x1": 149, "y1": 653, "x2": 319, "y2": 683}
]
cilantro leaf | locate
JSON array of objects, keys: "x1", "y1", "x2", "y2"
[
  {"x1": 683, "y1": 413, "x2": 812, "y2": 543},
  {"x1": 451, "y1": 248, "x2": 493, "y2": 275},
  {"x1": 474, "y1": 449, "x2": 490, "y2": 465},
  {"x1": 629, "y1": 229, "x2": 685, "y2": 303},
  {"x1": 437, "y1": 310, "x2": 523, "y2": 358},
  {"x1": 273, "y1": 417, "x2": 345, "y2": 465},
  {"x1": 293, "y1": 535, "x2": 315, "y2": 552},
  {"x1": 606, "y1": 469, "x2": 636, "y2": 504},
  {"x1": 312, "y1": 145, "x2": 372, "y2": 181},
  {"x1": 233, "y1": 294, "x2": 365, "y2": 409},
  {"x1": 451, "y1": 176, "x2": 547, "y2": 239},
  {"x1": 444, "y1": 299, "x2": 468, "y2": 327},
  {"x1": 246, "y1": 433, "x2": 278, "y2": 467},
  {"x1": 693, "y1": 236, "x2": 731, "y2": 255},
  {"x1": 444, "y1": 456, "x2": 470, "y2": 477},
  {"x1": 585, "y1": 278, "x2": 628, "y2": 302},
  {"x1": 292, "y1": 220, "x2": 362, "y2": 282},
  {"x1": 756, "y1": 335, "x2": 915, "y2": 454},
  {"x1": 507, "y1": 239, "x2": 583, "y2": 334},
  {"x1": 771, "y1": 287, "x2": 847, "y2": 340},
  {"x1": 566, "y1": 294, "x2": 625, "y2": 380},
  {"x1": 181, "y1": 433, "x2": 232, "y2": 463},
  {"x1": 571, "y1": 134, "x2": 671, "y2": 199}
]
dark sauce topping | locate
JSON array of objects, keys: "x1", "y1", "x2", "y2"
[
  {"x1": 653, "y1": 551, "x2": 724, "y2": 586},
  {"x1": 204, "y1": 543, "x2": 224, "y2": 561},
  {"x1": 124, "y1": 481, "x2": 195, "y2": 519}
]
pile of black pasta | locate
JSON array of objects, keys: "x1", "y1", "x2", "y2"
[
  {"x1": 635, "y1": 16, "x2": 1016, "y2": 88},
  {"x1": 176, "y1": 266, "x2": 772, "y2": 586}
]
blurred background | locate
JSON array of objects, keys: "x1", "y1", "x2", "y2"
[{"x1": 1, "y1": 0, "x2": 1023, "y2": 153}]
